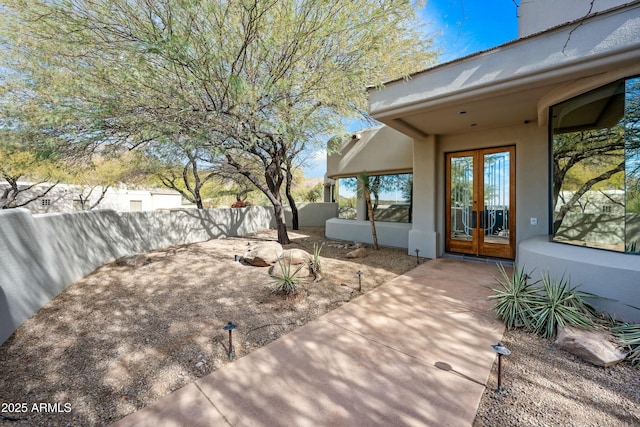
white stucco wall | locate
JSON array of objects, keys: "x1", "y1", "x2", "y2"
[
  {"x1": 325, "y1": 218, "x2": 411, "y2": 249},
  {"x1": 285, "y1": 203, "x2": 338, "y2": 228},
  {"x1": 326, "y1": 126, "x2": 413, "y2": 178},
  {"x1": 518, "y1": 0, "x2": 629, "y2": 38},
  {"x1": 519, "y1": 236, "x2": 640, "y2": 323},
  {"x1": 2, "y1": 182, "x2": 185, "y2": 213}
]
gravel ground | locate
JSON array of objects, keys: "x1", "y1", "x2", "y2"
[
  {"x1": 1, "y1": 226, "x2": 638, "y2": 426},
  {"x1": 0, "y1": 227, "x2": 417, "y2": 426},
  {"x1": 475, "y1": 328, "x2": 640, "y2": 427}
]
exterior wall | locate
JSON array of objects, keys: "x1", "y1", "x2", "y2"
[
  {"x1": 520, "y1": 236, "x2": 640, "y2": 323},
  {"x1": 326, "y1": 126, "x2": 413, "y2": 178},
  {"x1": 0, "y1": 204, "x2": 333, "y2": 345},
  {"x1": 518, "y1": 0, "x2": 629, "y2": 38},
  {"x1": 1, "y1": 182, "x2": 184, "y2": 213},
  {"x1": 284, "y1": 203, "x2": 338, "y2": 228},
  {"x1": 325, "y1": 218, "x2": 411, "y2": 248},
  {"x1": 150, "y1": 192, "x2": 186, "y2": 210},
  {"x1": 434, "y1": 123, "x2": 549, "y2": 258},
  {"x1": 408, "y1": 135, "x2": 439, "y2": 258}
]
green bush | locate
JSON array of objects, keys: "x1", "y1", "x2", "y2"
[
  {"x1": 613, "y1": 322, "x2": 640, "y2": 366},
  {"x1": 309, "y1": 243, "x2": 322, "y2": 272},
  {"x1": 488, "y1": 264, "x2": 539, "y2": 330},
  {"x1": 529, "y1": 272, "x2": 599, "y2": 339},
  {"x1": 270, "y1": 256, "x2": 302, "y2": 295},
  {"x1": 489, "y1": 265, "x2": 600, "y2": 338}
]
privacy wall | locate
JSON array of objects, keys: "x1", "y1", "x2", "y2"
[{"x1": 0, "y1": 203, "x2": 337, "y2": 345}]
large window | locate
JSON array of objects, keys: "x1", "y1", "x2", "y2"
[
  {"x1": 337, "y1": 177, "x2": 358, "y2": 219},
  {"x1": 551, "y1": 76, "x2": 640, "y2": 253},
  {"x1": 336, "y1": 173, "x2": 413, "y2": 223}
]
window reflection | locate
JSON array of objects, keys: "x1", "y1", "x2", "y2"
[
  {"x1": 337, "y1": 177, "x2": 358, "y2": 219},
  {"x1": 551, "y1": 76, "x2": 640, "y2": 252},
  {"x1": 337, "y1": 173, "x2": 412, "y2": 223}
]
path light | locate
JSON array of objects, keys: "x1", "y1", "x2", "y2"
[
  {"x1": 491, "y1": 342, "x2": 511, "y2": 392},
  {"x1": 415, "y1": 248, "x2": 420, "y2": 265},
  {"x1": 223, "y1": 322, "x2": 238, "y2": 360},
  {"x1": 356, "y1": 270, "x2": 363, "y2": 292}
]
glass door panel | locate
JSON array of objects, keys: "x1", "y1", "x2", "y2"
[
  {"x1": 450, "y1": 155, "x2": 474, "y2": 242},
  {"x1": 483, "y1": 151, "x2": 510, "y2": 246}
]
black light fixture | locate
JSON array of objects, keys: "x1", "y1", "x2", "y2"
[
  {"x1": 356, "y1": 270, "x2": 363, "y2": 292},
  {"x1": 223, "y1": 322, "x2": 238, "y2": 360},
  {"x1": 415, "y1": 248, "x2": 420, "y2": 265},
  {"x1": 491, "y1": 342, "x2": 511, "y2": 392}
]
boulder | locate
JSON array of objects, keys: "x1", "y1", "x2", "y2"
[
  {"x1": 279, "y1": 249, "x2": 310, "y2": 265},
  {"x1": 345, "y1": 248, "x2": 367, "y2": 259},
  {"x1": 555, "y1": 327, "x2": 628, "y2": 367},
  {"x1": 269, "y1": 261, "x2": 310, "y2": 278},
  {"x1": 242, "y1": 242, "x2": 284, "y2": 267}
]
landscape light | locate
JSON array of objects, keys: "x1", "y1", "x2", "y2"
[
  {"x1": 490, "y1": 342, "x2": 511, "y2": 392},
  {"x1": 223, "y1": 322, "x2": 238, "y2": 360}
]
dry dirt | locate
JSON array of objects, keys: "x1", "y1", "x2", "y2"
[
  {"x1": 0, "y1": 227, "x2": 417, "y2": 426},
  {"x1": 0, "y1": 226, "x2": 638, "y2": 426}
]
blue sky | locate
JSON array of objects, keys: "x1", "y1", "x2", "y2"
[{"x1": 302, "y1": 0, "x2": 519, "y2": 178}]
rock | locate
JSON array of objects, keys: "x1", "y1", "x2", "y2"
[
  {"x1": 269, "y1": 261, "x2": 311, "y2": 278},
  {"x1": 555, "y1": 327, "x2": 628, "y2": 367},
  {"x1": 242, "y1": 242, "x2": 284, "y2": 266},
  {"x1": 115, "y1": 254, "x2": 152, "y2": 267},
  {"x1": 279, "y1": 249, "x2": 310, "y2": 265},
  {"x1": 195, "y1": 361, "x2": 204, "y2": 368},
  {"x1": 345, "y1": 248, "x2": 367, "y2": 259}
]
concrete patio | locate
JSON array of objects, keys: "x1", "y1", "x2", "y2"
[{"x1": 112, "y1": 258, "x2": 506, "y2": 426}]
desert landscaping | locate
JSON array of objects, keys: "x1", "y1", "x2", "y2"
[{"x1": 0, "y1": 227, "x2": 638, "y2": 426}]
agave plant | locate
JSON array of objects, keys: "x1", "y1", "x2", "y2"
[
  {"x1": 270, "y1": 255, "x2": 303, "y2": 295},
  {"x1": 488, "y1": 263, "x2": 540, "y2": 330},
  {"x1": 530, "y1": 272, "x2": 599, "y2": 339},
  {"x1": 308, "y1": 242, "x2": 323, "y2": 282},
  {"x1": 612, "y1": 322, "x2": 640, "y2": 366}
]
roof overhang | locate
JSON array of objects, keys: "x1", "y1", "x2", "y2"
[{"x1": 369, "y1": 3, "x2": 640, "y2": 139}]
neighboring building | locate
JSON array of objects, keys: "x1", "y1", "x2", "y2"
[
  {"x1": 0, "y1": 182, "x2": 185, "y2": 214},
  {"x1": 328, "y1": 0, "x2": 640, "y2": 321}
]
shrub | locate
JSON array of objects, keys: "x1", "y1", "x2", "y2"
[
  {"x1": 309, "y1": 243, "x2": 322, "y2": 271},
  {"x1": 270, "y1": 256, "x2": 302, "y2": 295},
  {"x1": 488, "y1": 264, "x2": 540, "y2": 330},
  {"x1": 529, "y1": 272, "x2": 599, "y2": 339},
  {"x1": 613, "y1": 322, "x2": 640, "y2": 366}
]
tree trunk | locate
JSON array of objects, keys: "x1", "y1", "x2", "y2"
[
  {"x1": 285, "y1": 167, "x2": 299, "y2": 230},
  {"x1": 365, "y1": 191, "x2": 379, "y2": 250},
  {"x1": 273, "y1": 200, "x2": 290, "y2": 244}
]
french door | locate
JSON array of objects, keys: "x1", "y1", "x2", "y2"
[{"x1": 445, "y1": 146, "x2": 515, "y2": 259}]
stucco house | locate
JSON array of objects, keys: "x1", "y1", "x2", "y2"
[
  {"x1": 1, "y1": 182, "x2": 185, "y2": 214},
  {"x1": 326, "y1": 0, "x2": 640, "y2": 322}
]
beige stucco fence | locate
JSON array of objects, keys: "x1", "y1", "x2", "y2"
[{"x1": 0, "y1": 203, "x2": 338, "y2": 345}]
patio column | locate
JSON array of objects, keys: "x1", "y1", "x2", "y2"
[{"x1": 409, "y1": 135, "x2": 439, "y2": 259}]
